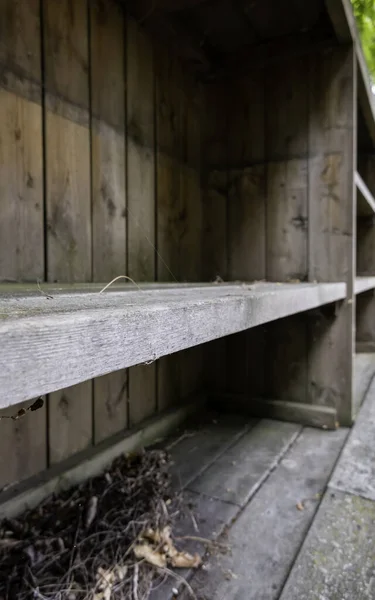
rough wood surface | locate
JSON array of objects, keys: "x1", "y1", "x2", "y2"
[
  {"x1": 168, "y1": 415, "x2": 253, "y2": 489},
  {"x1": 356, "y1": 171, "x2": 375, "y2": 216},
  {"x1": 330, "y1": 377, "x2": 375, "y2": 500},
  {"x1": 181, "y1": 426, "x2": 347, "y2": 600},
  {"x1": 43, "y1": 0, "x2": 92, "y2": 462},
  {"x1": 189, "y1": 419, "x2": 300, "y2": 506},
  {"x1": 0, "y1": 282, "x2": 347, "y2": 408},
  {"x1": 90, "y1": 0, "x2": 127, "y2": 442},
  {"x1": 0, "y1": 0, "x2": 46, "y2": 489},
  {"x1": 202, "y1": 84, "x2": 228, "y2": 394},
  {"x1": 279, "y1": 490, "x2": 375, "y2": 600},
  {"x1": 0, "y1": 0, "x2": 43, "y2": 282},
  {"x1": 155, "y1": 46, "x2": 183, "y2": 411},
  {"x1": 353, "y1": 353, "x2": 375, "y2": 415},
  {"x1": 307, "y1": 46, "x2": 355, "y2": 426}
]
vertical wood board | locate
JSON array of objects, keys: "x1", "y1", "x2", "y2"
[
  {"x1": 90, "y1": 0, "x2": 127, "y2": 441},
  {"x1": 44, "y1": 0, "x2": 93, "y2": 462},
  {"x1": 127, "y1": 18, "x2": 157, "y2": 424}
]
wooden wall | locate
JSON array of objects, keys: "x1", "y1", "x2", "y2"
[
  {"x1": 204, "y1": 47, "x2": 355, "y2": 426},
  {"x1": 0, "y1": 0, "x2": 203, "y2": 489}
]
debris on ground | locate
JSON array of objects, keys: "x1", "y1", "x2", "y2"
[{"x1": 0, "y1": 449, "x2": 201, "y2": 600}]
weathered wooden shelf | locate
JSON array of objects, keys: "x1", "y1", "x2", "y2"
[
  {"x1": 0, "y1": 282, "x2": 346, "y2": 409},
  {"x1": 356, "y1": 172, "x2": 375, "y2": 216},
  {"x1": 355, "y1": 276, "x2": 375, "y2": 294}
]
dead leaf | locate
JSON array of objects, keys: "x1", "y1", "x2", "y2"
[
  {"x1": 170, "y1": 551, "x2": 201, "y2": 569},
  {"x1": 134, "y1": 543, "x2": 167, "y2": 568},
  {"x1": 85, "y1": 496, "x2": 98, "y2": 529}
]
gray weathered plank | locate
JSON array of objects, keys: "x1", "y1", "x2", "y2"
[
  {"x1": 0, "y1": 282, "x2": 347, "y2": 408},
  {"x1": 0, "y1": 0, "x2": 47, "y2": 488},
  {"x1": 181, "y1": 426, "x2": 347, "y2": 600},
  {"x1": 356, "y1": 171, "x2": 375, "y2": 216},
  {"x1": 43, "y1": 0, "x2": 93, "y2": 462},
  {"x1": 355, "y1": 277, "x2": 375, "y2": 294},
  {"x1": 188, "y1": 419, "x2": 300, "y2": 506},
  {"x1": 330, "y1": 377, "x2": 375, "y2": 500},
  {"x1": 353, "y1": 353, "x2": 375, "y2": 415},
  {"x1": 279, "y1": 490, "x2": 375, "y2": 600},
  {"x1": 90, "y1": 0, "x2": 128, "y2": 443},
  {"x1": 168, "y1": 415, "x2": 255, "y2": 490},
  {"x1": 127, "y1": 16, "x2": 157, "y2": 426},
  {"x1": 307, "y1": 45, "x2": 355, "y2": 426}
]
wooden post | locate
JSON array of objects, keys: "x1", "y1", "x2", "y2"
[
  {"x1": 307, "y1": 46, "x2": 356, "y2": 426},
  {"x1": 356, "y1": 155, "x2": 375, "y2": 352}
]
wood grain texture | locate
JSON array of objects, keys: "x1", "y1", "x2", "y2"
[
  {"x1": 202, "y1": 85, "x2": 228, "y2": 393},
  {"x1": 182, "y1": 427, "x2": 346, "y2": 600},
  {"x1": 0, "y1": 0, "x2": 46, "y2": 489},
  {"x1": 308, "y1": 46, "x2": 355, "y2": 425},
  {"x1": 265, "y1": 58, "x2": 309, "y2": 408},
  {"x1": 0, "y1": 0, "x2": 43, "y2": 282},
  {"x1": 0, "y1": 0, "x2": 41, "y2": 102},
  {"x1": 90, "y1": 0, "x2": 127, "y2": 442},
  {"x1": 127, "y1": 17, "x2": 157, "y2": 425},
  {"x1": 44, "y1": 0, "x2": 92, "y2": 462},
  {"x1": 0, "y1": 283, "x2": 347, "y2": 408},
  {"x1": 0, "y1": 399, "x2": 46, "y2": 490},
  {"x1": 155, "y1": 45, "x2": 183, "y2": 411},
  {"x1": 225, "y1": 73, "x2": 266, "y2": 403}
]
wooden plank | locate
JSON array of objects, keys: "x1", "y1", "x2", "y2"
[
  {"x1": 279, "y1": 491, "x2": 375, "y2": 600},
  {"x1": 0, "y1": 0, "x2": 46, "y2": 489},
  {"x1": 355, "y1": 276, "x2": 375, "y2": 294},
  {"x1": 330, "y1": 377, "x2": 375, "y2": 500},
  {"x1": 353, "y1": 353, "x2": 375, "y2": 415},
  {"x1": 0, "y1": 399, "x2": 201, "y2": 519},
  {"x1": 0, "y1": 398, "x2": 46, "y2": 490},
  {"x1": 0, "y1": 282, "x2": 347, "y2": 408},
  {"x1": 168, "y1": 415, "x2": 253, "y2": 490},
  {"x1": 0, "y1": 0, "x2": 44, "y2": 283},
  {"x1": 265, "y1": 57, "x2": 309, "y2": 410},
  {"x1": 179, "y1": 73, "x2": 204, "y2": 403},
  {"x1": 226, "y1": 72, "x2": 266, "y2": 402},
  {"x1": 181, "y1": 427, "x2": 347, "y2": 600},
  {"x1": 266, "y1": 160, "x2": 308, "y2": 282},
  {"x1": 308, "y1": 46, "x2": 355, "y2": 426},
  {"x1": 127, "y1": 17, "x2": 157, "y2": 425},
  {"x1": 356, "y1": 171, "x2": 375, "y2": 216},
  {"x1": 43, "y1": 0, "x2": 92, "y2": 462},
  {"x1": 155, "y1": 45, "x2": 183, "y2": 411},
  {"x1": 212, "y1": 394, "x2": 338, "y2": 429},
  {"x1": 90, "y1": 0, "x2": 127, "y2": 443},
  {"x1": 202, "y1": 84, "x2": 228, "y2": 394},
  {"x1": 265, "y1": 314, "x2": 308, "y2": 404},
  {"x1": 189, "y1": 419, "x2": 300, "y2": 506}
]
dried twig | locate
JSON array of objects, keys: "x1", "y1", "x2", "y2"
[{"x1": 98, "y1": 276, "x2": 142, "y2": 293}]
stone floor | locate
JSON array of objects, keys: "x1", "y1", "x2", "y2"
[{"x1": 149, "y1": 354, "x2": 375, "y2": 600}]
